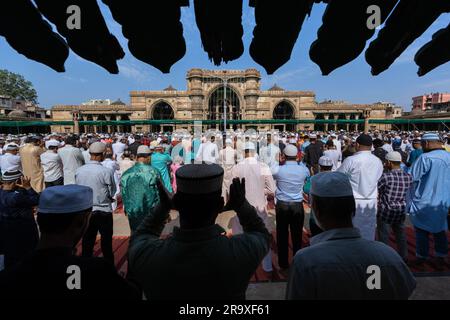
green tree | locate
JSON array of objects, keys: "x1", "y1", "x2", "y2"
[{"x1": 0, "y1": 69, "x2": 38, "y2": 104}]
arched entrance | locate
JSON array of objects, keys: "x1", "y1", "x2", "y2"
[
  {"x1": 273, "y1": 101, "x2": 296, "y2": 132},
  {"x1": 208, "y1": 86, "x2": 241, "y2": 130},
  {"x1": 152, "y1": 101, "x2": 175, "y2": 132}
]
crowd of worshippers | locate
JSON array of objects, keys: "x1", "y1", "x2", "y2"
[{"x1": 0, "y1": 129, "x2": 449, "y2": 300}]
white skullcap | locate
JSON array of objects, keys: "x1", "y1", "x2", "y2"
[
  {"x1": 311, "y1": 172, "x2": 353, "y2": 197},
  {"x1": 47, "y1": 140, "x2": 61, "y2": 148},
  {"x1": 318, "y1": 156, "x2": 333, "y2": 167},
  {"x1": 89, "y1": 142, "x2": 106, "y2": 154},
  {"x1": 137, "y1": 145, "x2": 151, "y2": 155},
  {"x1": 284, "y1": 144, "x2": 298, "y2": 157},
  {"x1": 225, "y1": 139, "x2": 233, "y2": 145},
  {"x1": 244, "y1": 142, "x2": 256, "y2": 151},
  {"x1": 386, "y1": 151, "x2": 402, "y2": 162}
]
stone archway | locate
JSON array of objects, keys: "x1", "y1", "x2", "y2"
[
  {"x1": 151, "y1": 101, "x2": 175, "y2": 132},
  {"x1": 273, "y1": 100, "x2": 296, "y2": 132},
  {"x1": 208, "y1": 85, "x2": 241, "y2": 130}
]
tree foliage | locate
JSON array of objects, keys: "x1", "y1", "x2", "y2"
[{"x1": 0, "y1": 69, "x2": 38, "y2": 104}]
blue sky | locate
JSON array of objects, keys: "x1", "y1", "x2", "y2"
[{"x1": 1, "y1": 2, "x2": 449, "y2": 111}]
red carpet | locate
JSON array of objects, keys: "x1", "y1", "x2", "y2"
[{"x1": 76, "y1": 228, "x2": 450, "y2": 282}]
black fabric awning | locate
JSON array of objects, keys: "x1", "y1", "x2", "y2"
[{"x1": 1, "y1": 0, "x2": 449, "y2": 76}]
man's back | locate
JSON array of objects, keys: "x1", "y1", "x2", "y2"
[
  {"x1": 129, "y1": 225, "x2": 267, "y2": 300},
  {"x1": 76, "y1": 162, "x2": 115, "y2": 213},
  {"x1": 58, "y1": 146, "x2": 84, "y2": 185},
  {"x1": 273, "y1": 161, "x2": 310, "y2": 202},
  {"x1": 40, "y1": 151, "x2": 63, "y2": 182},
  {"x1": 121, "y1": 163, "x2": 159, "y2": 230},
  {"x1": 409, "y1": 149, "x2": 450, "y2": 233},
  {"x1": 232, "y1": 157, "x2": 275, "y2": 211},
  {"x1": 305, "y1": 143, "x2": 323, "y2": 166},
  {"x1": 338, "y1": 151, "x2": 383, "y2": 200},
  {"x1": 287, "y1": 228, "x2": 416, "y2": 300},
  {"x1": 0, "y1": 248, "x2": 139, "y2": 299},
  {"x1": 0, "y1": 153, "x2": 21, "y2": 174}
]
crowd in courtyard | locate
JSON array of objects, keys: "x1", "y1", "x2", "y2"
[{"x1": 0, "y1": 128, "x2": 449, "y2": 299}]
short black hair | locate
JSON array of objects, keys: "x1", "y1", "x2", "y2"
[
  {"x1": 373, "y1": 138, "x2": 383, "y2": 148},
  {"x1": 65, "y1": 136, "x2": 78, "y2": 145},
  {"x1": 312, "y1": 195, "x2": 356, "y2": 222},
  {"x1": 37, "y1": 211, "x2": 87, "y2": 234},
  {"x1": 320, "y1": 165, "x2": 333, "y2": 172},
  {"x1": 326, "y1": 140, "x2": 334, "y2": 148}
]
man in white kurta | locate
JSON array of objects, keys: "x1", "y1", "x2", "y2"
[
  {"x1": 58, "y1": 137, "x2": 85, "y2": 185},
  {"x1": 259, "y1": 134, "x2": 281, "y2": 169},
  {"x1": 219, "y1": 139, "x2": 237, "y2": 201},
  {"x1": 196, "y1": 136, "x2": 219, "y2": 164},
  {"x1": 231, "y1": 142, "x2": 276, "y2": 272},
  {"x1": 338, "y1": 134, "x2": 383, "y2": 240}
]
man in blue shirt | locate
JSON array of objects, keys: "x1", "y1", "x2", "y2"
[
  {"x1": 406, "y1": 138, "x2": 423, "y2": 168},
  {"x1": 408, "y1": 133, "x2": 450, "y2": 268},
  {"x1": 272, "y1": 144, "x2": 310, "y2": 271}
]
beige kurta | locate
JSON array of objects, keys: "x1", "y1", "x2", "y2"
[
  {"x1": 219, "y1": 146, "x2": 237, "y2": 201},
  {"x1": 231, "y1": 156, "x2": 276, "y2": 231},
  {"x1": 20, "y1": 143, "x2": 45, "y2": 193},
  {"x1": 231, "y1": 156, "x2": 276, "y2": 272}
]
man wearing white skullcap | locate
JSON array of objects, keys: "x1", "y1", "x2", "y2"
[
  {"x1": 377, "y1": 152, "x2": 413, "y2": 262},
  {"x1": 272, "y1": 144, "x2": 310, "y2": 272},
  {"x1": 231, "y1": 141, "x2": 276, "y2": 273},
  {"x1": 408, "y1": 133, "x2": 450, "y2": 267},
  {"x1": 219, "y1": 138, "x2": 237, "y2": 201},
  {"x1": 40, "y1": 140, "x2": 64, "y2": 188},
  {"x1": 0, "y1": 143, "x2": 21, "y2": 175},
  {"x1": 287, "y1": 172, "x2": 416, "y2": 300}
]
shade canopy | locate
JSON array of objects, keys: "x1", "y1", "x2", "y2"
[{"x1": 0, "y1": 0, "x2": 448, "y2": 76}]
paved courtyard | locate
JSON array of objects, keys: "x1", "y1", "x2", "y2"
[{"x1": 113, "y1": 210, "x2": 450, "y2": 300}]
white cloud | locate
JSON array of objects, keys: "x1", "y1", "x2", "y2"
[
  {"x1": 263, "y1": 66, "x2": 318, "y2": 88},
  {"x1": 118, "y1": 62, "x2": 154, "y2": 83}
]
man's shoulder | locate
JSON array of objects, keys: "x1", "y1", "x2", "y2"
[{"x1": 294, "y1": 237, "x2": 403, "y2": 266}]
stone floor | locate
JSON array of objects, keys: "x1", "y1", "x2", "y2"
[{"x1": 245, "y1": 279, "x2": 450, "y2": 300}]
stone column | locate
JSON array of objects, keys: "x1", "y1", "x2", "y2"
[
  {"x1": 363, "y1": 111, "x2": 371, "y2": 134},
  {"x1": 345, "y1": 114, "x2": 351, "y2": 132},
  {"x1": 105, "y1": 116, "x2": 112, "y2": 134},
  {"x1": 93, "y1": 116, "x2": 98, "y2": 134},
  {"x1": 324, "y1": 114, "x2": 329, "y2": 132},
  {"x1": 117, "y1": 116, "x2": 123, "y2": 133},
  {"x1": 355, "y1": 114, "x2": 360, "y2": 132}
]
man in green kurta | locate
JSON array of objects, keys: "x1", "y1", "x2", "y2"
[
  {"x1": 121, "y1": 146, "x2": 160, "y2": 233},
  {"x1": 151, "y1": 145, "x2": 173, "y2": 193}
]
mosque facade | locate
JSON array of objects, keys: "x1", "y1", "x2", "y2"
[{"x1": 50, "y1": 69, "x2": 403, "y2": 134}]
